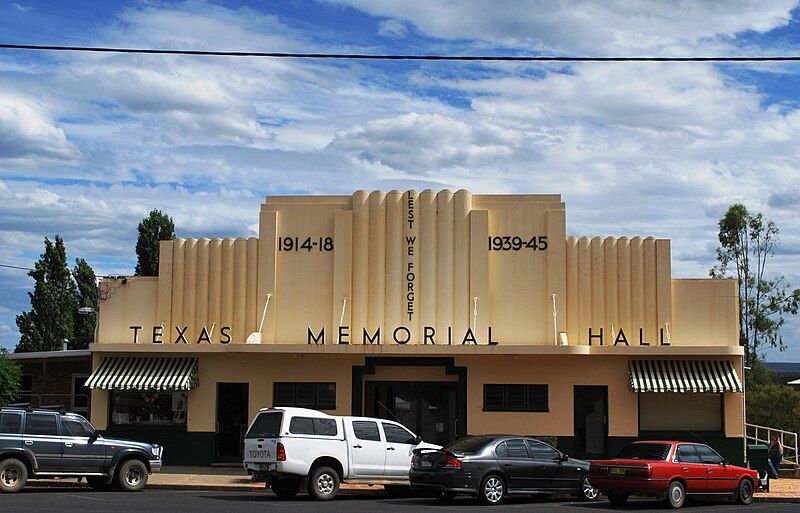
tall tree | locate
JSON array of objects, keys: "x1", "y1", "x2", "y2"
[
  {"x1": 15, "y1": 235, "x2": 77, "y2": 352},
  {"x1": 72, "y1": 258, "x2": 98, "y2": 349},
  {"x1": 0, "y1": 350, "x2": 22, "y2": 406},
  {"x1": 711, "y1": 204, "x2": 800, "y2": 364},
  {"x1": 135, "y1": 209, "x2": 175, "y2": 276}
]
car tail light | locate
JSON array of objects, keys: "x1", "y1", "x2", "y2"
[
  {"x1": 626, "y1": 465, "x2": 652, "y2": 477},
  {"x1": 442, "y1": 457, "x2": 462, "y2": 470},
  {"x1": 276, "y1": 442, "x2": 286, "y2": 462}
]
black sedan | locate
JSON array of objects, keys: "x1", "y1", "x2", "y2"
[{"x1": 409, "y1": 435, "x2": 598, "y2": 505}]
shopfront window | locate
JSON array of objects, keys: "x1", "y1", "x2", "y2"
[
  {"x1": 111, "y1": 392, "x2": 187, "y2": 426},
  {"x1": 639, "y1": 393, "x2": 722, "y2": 432}
]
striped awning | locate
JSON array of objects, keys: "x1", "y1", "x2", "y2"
[
  {"x1": 85, "y1": 357, "x2": 198, "y2": 391},
  {"x1": 629, "y1": 360, "x2": 742, "y2": 393}
]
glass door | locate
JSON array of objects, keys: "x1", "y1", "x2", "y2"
[
  {"x1": 366, "y1": 382, "x2": 457, "y2": 446},
  {"x1": 574, "y1": 385, "x2": 608, "y2": 459}
]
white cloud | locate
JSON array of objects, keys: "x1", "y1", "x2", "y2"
[
  {"x1": 12, "y1": 3, "x2": 32, "y2": 13},
  {"x1": 378, "y1": 18, "x2": 408, "y2": 38},
  {"x1": 332, "y1": 0, "x2": 797, "y2": 53},
  {"x1": 0, "y1": 96, "x2": 80, "y2": 164}
]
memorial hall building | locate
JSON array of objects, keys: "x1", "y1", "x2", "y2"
[{"x1": 86, "y1": 190, "x2": 744, "y2": 465}]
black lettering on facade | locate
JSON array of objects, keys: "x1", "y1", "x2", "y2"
[
  {"x1": 639, "y1": 328, "x2": 650, "y2": 346},
  {"x1": 197, "y1": 326, "x2": 212, "y2": 344},
  {"x1": 220, "y1": 326, "x2": 232, "y2": 344},
  {"x1": 152, "y1": 325, "x2": 163, "y2": 344},
  {"x1": 174, "y1": 326, "x2": 189, "y2": 344},
  {"x1": 462, "y1": 327, "x2": 477, "y2": 345},
  {"x1": 307, "y1": 326, "x2": 325, "y2": 345},
  {"x1": 659, "y1": 327, "x2": 670, "y2": 346},
  {"x1": 338, "y1": 326, "x2": 350, "y2": 344},
  {"x1": 614, "y1": 329, "x2": 629, "y2": 346},
  {"x1": 130, "y1": 325, "x2": 142, "y2": 344},
  {"x1": 588, "y1": 327, "x2": 604, "y2": 346},
  {"x1": 423, "y1": 326, "x2": 435, "y2": 345},
  {"x1": 393, "y1": 326, "x2": 411, "y2": 345},
  {"x1": 488, "y1": 326, "x2": 499, "y2": 345},
  {"x1": 363, "y1": 327, "x2": 381, "y2": 345}
]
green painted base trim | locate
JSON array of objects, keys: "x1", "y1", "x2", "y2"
[{"x1": 102, "y1": 426, "x2": 215, "y2": 466}]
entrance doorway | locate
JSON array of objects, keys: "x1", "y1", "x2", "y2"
[
  {"x1": 574, "y1": 385, "x2": 608, "y2": 459},
  {"x1": 215, "y1": 383, "x2": 249, "y2": 463},
  {"x1": 365, "y1": 382, "x2": 457, "y2": 446}
]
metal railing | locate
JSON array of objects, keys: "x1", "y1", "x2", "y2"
[
  {"x1": 746, "y1": 422, "x2": 798, "y2": 467},
  {"x1": 9, "y1": 393, "x2": 90, "y2": 414}
]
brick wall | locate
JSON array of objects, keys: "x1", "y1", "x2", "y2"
[{"x1": 18, "y1": 356, "x2": 93, "y2": 414}]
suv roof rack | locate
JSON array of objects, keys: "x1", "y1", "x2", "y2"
[{"x1": 40, "y1": 405, "x2": 66, "y2": 415}]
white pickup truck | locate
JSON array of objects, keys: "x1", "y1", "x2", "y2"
[{"x1": 243, "y1": 407, "x2": 440, "y2": 500}]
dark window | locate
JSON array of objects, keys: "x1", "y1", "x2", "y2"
[
  {"x1": 483, "y1": 384, "x2": 548, "y2": 412},
  {"x1": 527, "y1": 439, "x2": 560, "y2": 460},
  {"x1": 0, "y1": 413, "x2": 21, "y2": 434},
  {"x1": 496, "y1": 438, "x2": 529, "y2": 459},
  {"x1": 382, "y1": 423, "x2": 415, "y2": 444},
  {"x1": 110, "y1": 391, "x2": 187, "y2": 425},
  {"x1": 676, "y1": 445, "x2": 702, "y2": 464},
  {"x1": 313, "y1": 418, "x2": 338, "y2": 436},
  {"x1": 616, "y1": 443, "x2": 671, "y2": 461},
  {"x1": 273, "y1": 383, "x2": 336, "y2": 409},
  {"x1": 443, "y1": 435, "x2": 495, "y2": 454},
  {"x1": 61, "y1": 417, "x2": 94, "y2": 437},
  {"x1": 246, "y1": 412, "x2": 283, "y2": 439},
  {"x1": 352, "y1": 421, "x2": 381, "y2": 441},
  {"x1": 72, "y1": 375, "x2": 90, "y2": 410},
  {"x1": 695, "y1": 445, "x2": 724, "y2": 464},
  {"x1": 289, "y1": 417, "x2": 315, "y2": 435},
  {"x1": 24, "y1": 413, "x2": 58, "y2": 436},
  {"x1": 287, "y1": 416, "x2": 338, "y2": 436},
  {"x1": 21, "y1": 375, "x2": 32, "y2": 392}
]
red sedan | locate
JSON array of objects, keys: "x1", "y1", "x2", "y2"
[{"x1": 589, "y1": 441, "x2": 760, "y2": 509}]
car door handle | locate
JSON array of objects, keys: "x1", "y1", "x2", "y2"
[
  {"x1": 387, "y1": 447, "x2": 395, "y2": 451},
  {"x1": 353, "y1": 445, "x2": 362, "y2": 449},
  {"x1": 682, "y1": 467, "x2": 689, "y2": 472},
  {"x1": 24, "y1": 440, "x2": 33, "y2": 446},
  {"x1": 64, "y1": 442, "x2": 73, "y2": 448}
]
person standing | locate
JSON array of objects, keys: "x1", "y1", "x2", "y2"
[{"x1": 767, "y1": 435, "x2": 784, "y2": 479}]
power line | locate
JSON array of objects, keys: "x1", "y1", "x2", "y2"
[
  {"x1": 0, "y1": 262, "x2": 119, "y2": 280},
  {"x1": 2, "y1": 43, "x2": 800, "y2": 62}
]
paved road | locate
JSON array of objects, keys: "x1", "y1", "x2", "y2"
[{"x1": 2, "y1": 488, "x2": 795, "y2": 513}]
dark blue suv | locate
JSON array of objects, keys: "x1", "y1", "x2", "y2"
[{"x1": 0, "y1": 407, "x2": 162, "y2": 493}]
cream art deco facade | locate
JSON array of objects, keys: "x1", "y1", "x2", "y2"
[{"x1": 87, "y1": 190, "x2": 744, "y2": 465}]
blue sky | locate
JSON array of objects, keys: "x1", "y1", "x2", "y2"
[{"x1": 1, "y1": 1, "x2": 799, "y2": 359}]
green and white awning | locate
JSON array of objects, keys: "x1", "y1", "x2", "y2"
[
  {"x1": 629, "y1": 360, "x2": 742, "y2": 393},
  {"x1": 86, "y1": 357, "x2": 198, "y2": 391}
]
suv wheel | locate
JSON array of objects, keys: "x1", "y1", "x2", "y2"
[
  {"x1": 307, "y1": 466, "x2": 339, "y2": 501},
  {"x1": 116, "y1": 459, "x2": 148, "y2": 492},
  {"x1": 0, "y1": 458, "x2": 27, "y2": 493},
  {"x1": 270, "y1": 477, "x2": 300, "y2": 499},
  {"x1": 478, "y1": 474, "x2": 505, "y2": 505}
]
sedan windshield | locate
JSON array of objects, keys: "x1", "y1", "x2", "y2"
[
  {"x1": 616, "y1": 443, "x2": 671, "y2": 460},
  {"x1": 444, "y1": 435, "x2": 495, "y2": 454}
]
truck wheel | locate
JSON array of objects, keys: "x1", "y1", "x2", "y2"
[
  {"x1": 608, "y1": 492, "x2": 628, "y2": 506},
  {"x1": 307, "y1": 466, "x2": 339, "y2": 501},
  {"x1": 735, "y1": 478, "x2": 754, "y2": 505},
  {"x1": 478, "y1": 474, "x2": 505, "y2": 505},
  {"x1": 664, "y1": 480, "x2": 685, "y2": 509},
  {"x1": 0, "y1": 458, "x2": 27, "y2": 493},
  {"x1": 270, "y1": 477, "x2": 300, "y2": 499},
  {"x1": 87, "y1": 477, "x2": 113, "y2": 491},
  {"x1": 116, "y1": 459, "x2": 149, "y2": 492}
]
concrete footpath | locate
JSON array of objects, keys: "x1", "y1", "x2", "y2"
[{"x1": 29, "y1": 466, "x2": 800, "y2": 502}]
